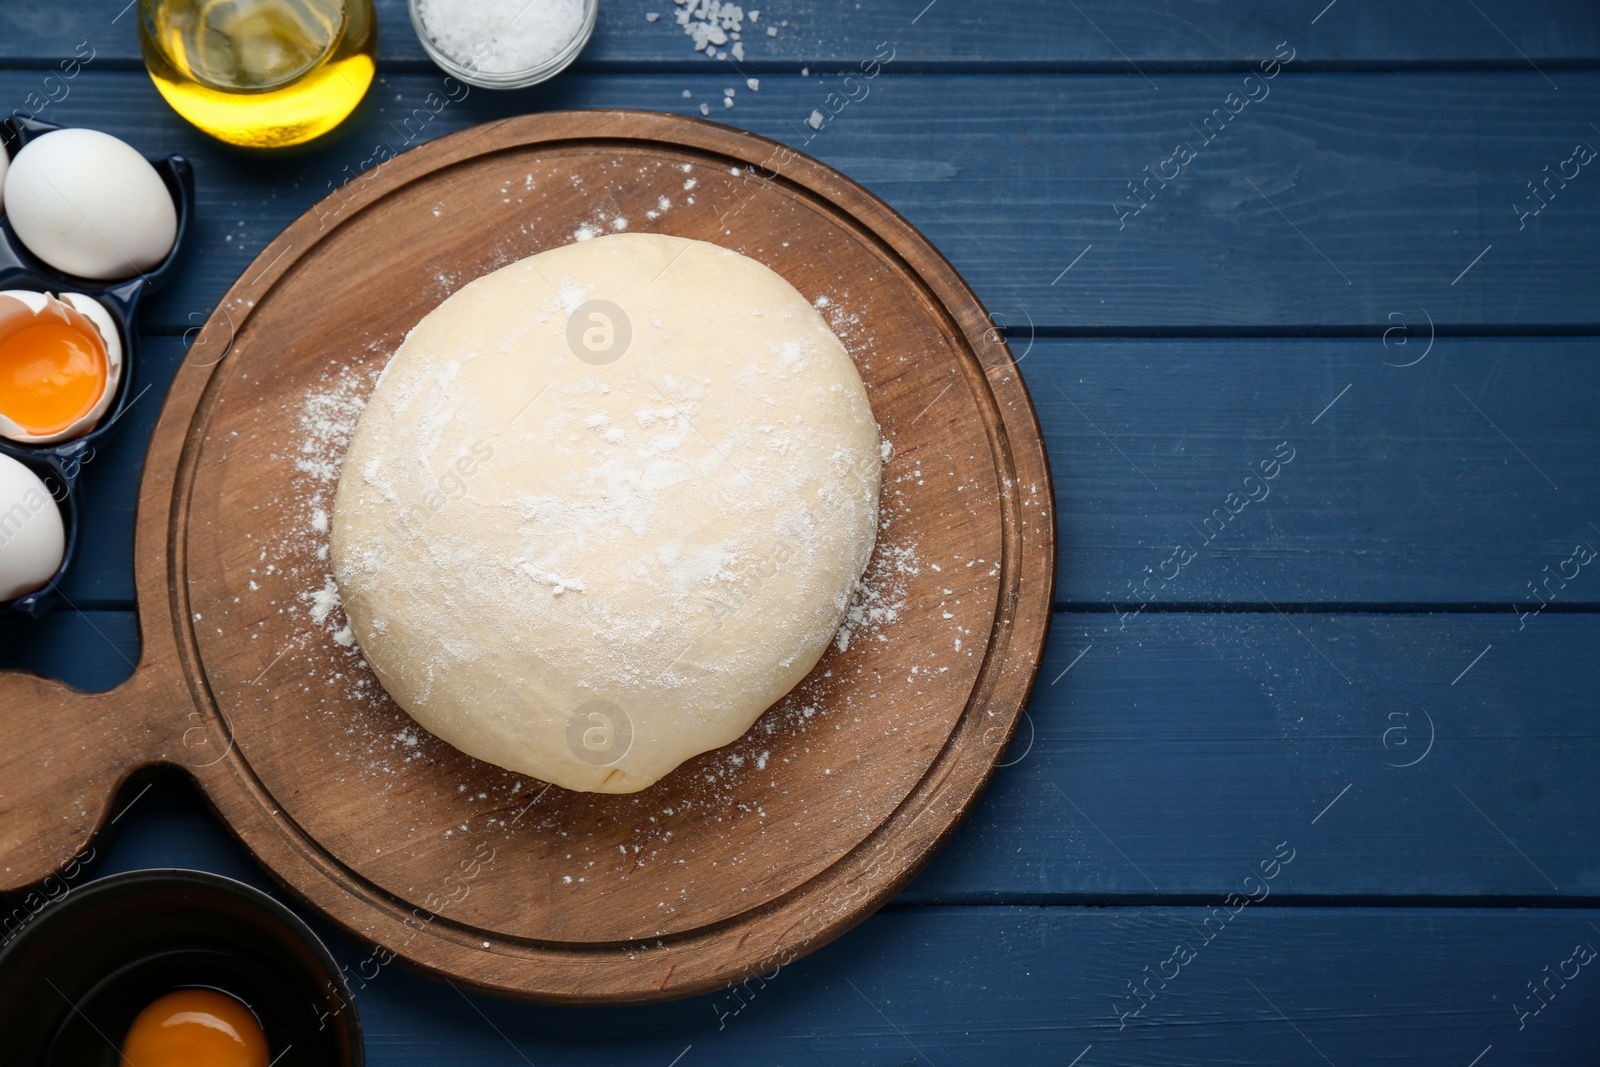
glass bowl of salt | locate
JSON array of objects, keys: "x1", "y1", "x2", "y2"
[{"x1": 409, "y1": 0, "x2": 597, "y2": 89}]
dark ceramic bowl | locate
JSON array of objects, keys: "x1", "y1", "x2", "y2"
[
  {"x1": 0, "y1": 116, "x2": 195, "y2": 617},
  {"x1": 0, "y1": 868, "x2": 363, "y2": 1066}
]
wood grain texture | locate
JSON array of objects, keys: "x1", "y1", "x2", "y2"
[
  {"x1": 49, "y1": 335, "x2": 1600, "y2": 607},
  {"x1": 1029, "y1": 337, "x2": 1600, "y2": 606},
  {"x1": 0, "y1": 611, "x2": 139, "y2": 687},
  {"x1": 322, "y1": 904, "x2": 1600, "y2": 1066},
  {"x1": 5, "y1": 0, "x2": 1600, "y2": 66},
  {"x1": 3, "y1": 7, "x2": 1598, "y2": 1058},
  {"x1": 915, "y1": 611, "x2": 1600, "y2": 902},
  {"x1": 0, "y1": 111, "x2": 1055, "y2": 1002},
  {"x1": 6, "y1": 70, "x2": 1600, "y2": 332},
  {"x1": 18, "y1": 791, "x2": 1600, "y2": 1067},
  {"x1": 12, "y1": 610, "x2": 1596, "y2": 903}
]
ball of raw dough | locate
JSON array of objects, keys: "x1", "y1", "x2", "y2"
[
  {"x1": 331, "y1": 234, "x2": 881, "y2": 792},
  {"x1": 4, "y1": 129, "x2": 178, "y2": 281}
]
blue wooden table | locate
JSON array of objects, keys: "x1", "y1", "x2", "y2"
[{"x1": 4, "y1": 1, "x2": 1600, "y2": 1062}]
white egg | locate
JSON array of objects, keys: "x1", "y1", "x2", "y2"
[
  {"x1": 3, "y1": 128, "x2": 178, "y2": 281},
  {"x1": 0, "y1": 290, "x2": 124, "y2": 445},
  {"x1": 0, "y1": 453, "x2": 66, "y2": 601}
]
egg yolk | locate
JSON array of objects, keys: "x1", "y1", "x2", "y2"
[
  {"x1": 0, "y1": 318, "x2": 109, "y2": 438},
  {"x1": 120, "y1": 988, "x2": 270, "y2": 1067}
]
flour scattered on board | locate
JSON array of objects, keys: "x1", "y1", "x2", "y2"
[
  {"x1": 308, "y1": 578, "x2": 342, "y2": 625},
  {"x1": 213, "y1": 246, "x2": 991, "y2": 920}
]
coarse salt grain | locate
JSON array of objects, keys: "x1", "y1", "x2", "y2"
[
  {"x1": 416, "y1": 0, "x2": 588, "y2": 75},
  {"x1": 657, "y1": 0, "x2": 775, "y2": 65}
]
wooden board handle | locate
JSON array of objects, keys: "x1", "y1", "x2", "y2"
[{"x1": 0, "y1": 657, "x2": 192, "y2": 894}]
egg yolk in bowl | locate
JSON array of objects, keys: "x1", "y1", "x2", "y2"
[{"x1": 120, "y1": 988, "x2": 270, "y2": 1067}]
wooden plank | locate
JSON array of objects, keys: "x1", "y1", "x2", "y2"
[
  {"x1": 8, "y1": 610, "x2": 1597, "y2": 902},
  {"x1": 0, "y1": 609, "x2": 137, "y2": 691},
  {"x1": 50, "y1": 336, "x2": 184, "y2": 609},
  {"x1": 26, "y1": 788, "x2": 1600, "y2": 1063},
  {"x1": 323, "y1": 905, "x2": 1600, "y2": 1065},
  {"x1": 918, "y1": 610, "x2": 1600, "y2": 903},
  {"x1": 60, "y1": 777, "x2": 1600, "y2": 1060},
  {"x1": 50, "y1": 336, "x2": 1600, "y2": 607},
  {"x1": 1024, "y1": 337, "x2": 1600, "y2": 606},
  {"x1": 4, "y1": 0, "x2": 1599, "y2": 67},
  {"x1": 5, "y1": 70, "x2": 1598, "y2": 332}
]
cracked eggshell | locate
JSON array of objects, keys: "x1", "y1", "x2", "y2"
[
  {"x1": 0, "y1": 452, "x2": 65, "y2": 601},
  {"x1": 3, "y1": 128, "x2": 178, "y2": 280},
  {"x1": 0, "y1": 289, "x2": 123, "y2": 444}
]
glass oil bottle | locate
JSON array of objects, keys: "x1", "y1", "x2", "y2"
[{"x1": 138, "y1": 0, "x2": 376, "y2": 148}]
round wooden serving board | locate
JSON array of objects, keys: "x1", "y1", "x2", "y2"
[{"x1": 0, "y1": 111, "x2": 1054, "y2": 1003}]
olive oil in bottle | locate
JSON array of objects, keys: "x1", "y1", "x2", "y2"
[{"x1": 138, "y1": 0, "x2": 375, "y2": 148}]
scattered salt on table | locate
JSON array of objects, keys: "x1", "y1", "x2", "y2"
[{"x1": 662, "y1": 0, "x2": 776, "y2": 61}]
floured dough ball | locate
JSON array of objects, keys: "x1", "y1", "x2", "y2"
[{"x1": 331, "y1": 234, "x2": 881, "y2": 792}]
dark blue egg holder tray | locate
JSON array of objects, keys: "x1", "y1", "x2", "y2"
[{"x1": 0, "y1": 116, "x2": 194, "y2": 617}]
